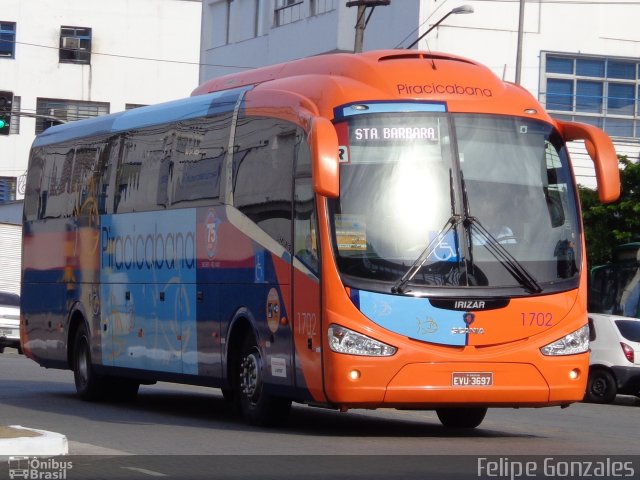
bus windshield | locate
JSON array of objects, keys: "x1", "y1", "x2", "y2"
[{"x1": 329, "y1": 111, "x2": 582, "y2": 294}]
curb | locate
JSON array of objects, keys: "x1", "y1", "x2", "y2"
[{"x1": 0, "y1": 426, "x2": 68, "y2": 457}]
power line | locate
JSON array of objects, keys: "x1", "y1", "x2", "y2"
[
  {"x1": 394, "y1": 0, "x2": 640, "y2": 49},
  {"x1": 394, "y1": 1, "x2": 449, "y2": 48},
  {"x1": 469, "y1": 0, "x2": 640, "y2": 3},
  {"x1": 11, "y1": 39, "x2": 255, "y2": 70}
]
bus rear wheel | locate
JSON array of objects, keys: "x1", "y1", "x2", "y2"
[
  {"x1": 236, "y1": 335, "x2": 291, "y2": 426},
  {"x1": 73, "y1": 324, "x2": 107, "y2": 401},
  {"x1": 436, "y1": 407, "x2": 487, "y2": 428}
]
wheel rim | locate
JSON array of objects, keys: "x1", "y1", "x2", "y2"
[
  {"x1": 592, "y1": 377, "x2": 608, "y2": 397},
  {"x1": 240, "y1": 349, "x2": 262, "y2": 406}
]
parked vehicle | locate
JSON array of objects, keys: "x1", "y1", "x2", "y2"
[
  {"x1": 585, "y1": 313, "x2": 640, "y2": 403},
  {"x1": 589, "y1": 243, "x2": 640, "y2": 319},
  {"x1": 0, "y1": 291, "x2": 21, "y2": 353}
]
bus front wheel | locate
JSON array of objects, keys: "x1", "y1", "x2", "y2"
[
  {"x1": 236, "y1": 335, "x2": 291, "y2": 426},
  {"x1": 436, "y1": 407, "x2": 487, "y2": 428}
]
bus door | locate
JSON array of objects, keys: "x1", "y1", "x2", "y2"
[{"x1": 292, "y1": 164, "x2": 324, "y2": 401}]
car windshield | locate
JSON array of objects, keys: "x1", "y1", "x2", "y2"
[
  {"x1": 329, "y1": 108, "x2": 582, "y2": 294},
  {"x1": 0, "y1": 292, "x2": 20, "y2": 306},
  {"x1": 615, "y1": 320, "x2": 640, "y2": 342}
]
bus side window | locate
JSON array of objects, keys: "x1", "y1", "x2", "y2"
[
  {"x1": 294, "y1": 178, "x2": 318, "y2": 274},
  {"x1": 36, "y1": 144, "x2": 75, "y2": 219},
  {"x1": 23, "y1": 150, "x2": 45, "y2": 222},
  {"x1": 170, "y1": 113, "x2": 231, "y2": 208},
  {"x1": 114, "y1": 126, "x2": 172, "y2": 213},
  {"x1": 232, "y1": 116, "x2": 295, "y2": 254},
  {"x1": 294, "y1": 136, "x2": 317, "y2": 272}
]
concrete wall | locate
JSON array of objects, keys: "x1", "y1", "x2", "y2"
[{"x1": 0, "y1": 0, "x2": 202, "y2": 199}]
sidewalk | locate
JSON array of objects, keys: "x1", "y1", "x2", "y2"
[{"x1": 0, "y1": 426, "x2": 68, "y2": 457}]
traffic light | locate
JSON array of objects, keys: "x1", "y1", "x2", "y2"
[{"x1": 0, "y1": 90, "x2": 13, "y2": 135}]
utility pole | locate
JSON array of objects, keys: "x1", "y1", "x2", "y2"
[
  {"x1": 347, "y1": 0, "x2": 391, "y2": 53},
  {"x1": 515, "y1": 0, "x2": 525, "y2": 84}
]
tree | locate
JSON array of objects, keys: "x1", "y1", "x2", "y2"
[{"x1": 579, "y1": 156, "x2": 640, "y2": 268}]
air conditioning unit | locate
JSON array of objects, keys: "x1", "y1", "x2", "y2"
[{"x1": 62, "y1": 37, "x2": 81, "y2": 50}]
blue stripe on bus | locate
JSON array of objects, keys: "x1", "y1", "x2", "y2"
[
  {"x1": 335, "y1": 101, "x2": 447, "y2": 119},
  {"x1": 354, "y1": 289, "x2": 467, "y2": 346},
  {"x1": 32, "y1": 86, "x2": 252, "y2": 147}
]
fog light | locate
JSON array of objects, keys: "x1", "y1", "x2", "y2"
[
  {"x1": 569, "y1": 369, "x2": 580, "y2": 380},
  {"x1": 349, "y1": 369, "x2": 361, "y2": 380}
]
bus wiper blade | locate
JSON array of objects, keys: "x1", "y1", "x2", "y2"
[
  {"x1": 391, "y1": 215, "x2": 461, "y2": 294},
  {"x1": 467, "y1": 217, "x2": 543, "y2": 294}
]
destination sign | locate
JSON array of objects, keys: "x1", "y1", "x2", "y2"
[{"x1": 351, "y1": 126, "x2": 438, "y2": 143}]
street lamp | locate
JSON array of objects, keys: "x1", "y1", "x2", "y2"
[{"x1": 407, "y1": 5, "x2": 474, "y2": 49}]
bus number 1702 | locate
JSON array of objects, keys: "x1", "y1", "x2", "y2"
[
  {"x1": 296, "y1": 312, "x2": 318, "y2": 337},
  {"x1": 521, "y1": 312, "x2": 553, "y2": 327}
]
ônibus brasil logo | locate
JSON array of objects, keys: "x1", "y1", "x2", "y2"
[{"x1": 8, "y1": 457, "x2": 73, "y2": 480}]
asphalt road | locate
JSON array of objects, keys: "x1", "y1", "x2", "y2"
[{"x1": 1, "y1": 348, "x2": 639, "y2": 479}]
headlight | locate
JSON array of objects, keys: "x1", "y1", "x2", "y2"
[
  {"x1": 540, "y1": 325, "x2": 589, "y2": 356},
  {"x1": 328, "y1": 324, "x2": 397, "y2": 356}
]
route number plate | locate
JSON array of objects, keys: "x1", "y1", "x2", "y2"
[{"x1": 451, "y1": 372, "x2": 493, "y2": 387}]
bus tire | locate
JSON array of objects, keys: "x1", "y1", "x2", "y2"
[
  {"x1": 436, "y1": 407, "x2": 487, "y2": 428},
  {"x1": 237, "y1": 335, "x2": 291, "y2": 426},
  {"x1": 585, "y1": 369, "x2": 617, "y2": 404},
  {"x1": 72, "y1": 323, "x2": 107, "y2": 401}
]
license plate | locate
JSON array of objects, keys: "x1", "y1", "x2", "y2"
[
  {"x1": 0, "y1": 329, "x2": 13, "y2": 336},
  {"x1": 451, "y1": 372, "x2": 493, "y2": 387}
]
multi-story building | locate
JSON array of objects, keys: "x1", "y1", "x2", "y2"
[
  {"x1": 0, "y1": 0, "x2": 202, "y2": 202},
  {"x1": 199, "y1": 0, "x2": 640, "y2": 188}
]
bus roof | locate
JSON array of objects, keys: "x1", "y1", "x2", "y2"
[
  {"x1": 33, "y1": 49, "x2": 553, "y2": 149},
  {"x1": 31, "y1": 86, "x2": 250, "y2": 148},
  {"x1": 193, "y1": 49, "x2": 549, "y2": 122}
]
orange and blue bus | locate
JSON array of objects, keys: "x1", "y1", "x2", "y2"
[{"x1": 21, "y1": 50, "x2": 620, "y2": 428}]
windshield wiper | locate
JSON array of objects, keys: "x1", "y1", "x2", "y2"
[
  {"x1": 466, "y1": 216, "x2": 543, "y2": 294},
  {"x1": 391, "y1": 215, "x2": 461, "y2": 294},
  {"x1": 458, "y1": 171, "x2": 542, "y2": 294}
]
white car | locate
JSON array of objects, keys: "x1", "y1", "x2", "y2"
[
  {"x1": 0, "y1": 291, "x2": 21, "y2": 354},
  {"x1": 585, "y1": 313, "x2": 640, "y2": 403}
]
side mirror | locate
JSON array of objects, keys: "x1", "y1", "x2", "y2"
[
  {"x1": 309, "y1": 117, "x2": 339, "y2": 198},
  {"x1": 558, "y1": 120, "x2": 620, "y2": 204}
]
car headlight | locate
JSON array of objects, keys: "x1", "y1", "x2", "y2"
[
  {"x1": 540, "y1": 325, "x2": 589, "y2": 356},
  {"x1": 328, "y1": 324, "x2": 397, "y2": 356}
]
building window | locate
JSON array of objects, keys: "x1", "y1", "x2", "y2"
[
  {"x1": 311, "y1": 0, "x2": 336, "y2": 15},
  {"x1": 0, "y1": 177, "x2": 17, "y2": 202},
  {"x1": 59, "y1": 26, "x2": 91, "y2": 64},
  {"x1": 274, "y1": 0, "x2": 304, "y2": 26},
  {"x1": 10, "y1": 95, "x2": 20, "y2": 135},
  {"x1": 0, "y1": 22, "x2": 16, "y2": 59},
  {"x1": 35, "y1": 98, "x2": 109, "y2": 134},
  {"x1": 542, "y1": 52, "x2": 640, "y2": 139},
  {"x1": 125, "y1": 103, "x2": 147, "y2": 110}
]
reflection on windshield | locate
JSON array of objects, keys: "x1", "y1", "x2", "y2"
[{"x1": 330, "y1": 111, "x2": 581, "y2": 294}]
